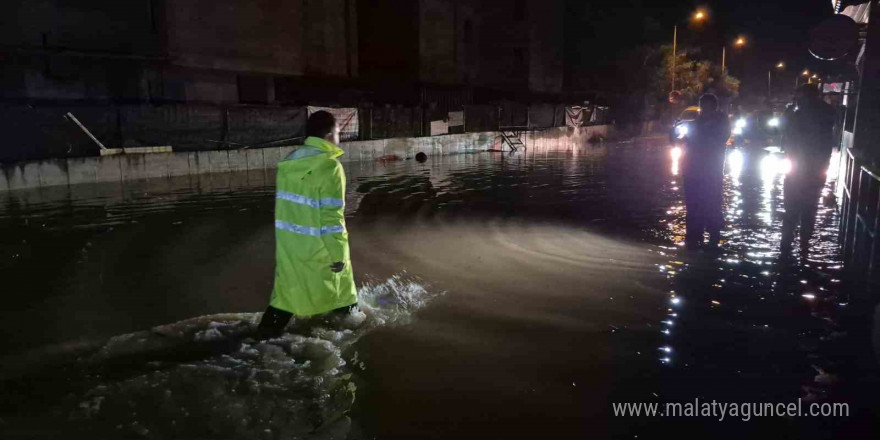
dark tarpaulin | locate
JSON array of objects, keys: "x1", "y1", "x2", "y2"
[
  {"x1": 464, "y1": 105, "x2": 499, "y2": 132},
  {"x1": 498, "y1": 102, "x2": 528, "y2": 127},
  {"x1": 528, "y1": 104, "x2": 556, "y2": 129},
  {"x1": 554, "y1": 106, "x2": 565, "y2": 127},
  {"x1": 370, "y1": 106, "x2": 421, "y2": 139},
  {"x1": 0, "y1": 104, "x2": 117, "y2": 163},
  {"x1": 120, "y1": 105, "x2": 223, "y2": 151},
  {"x1": 227, "y1": 106, "x2": 307, "y2": 146}
]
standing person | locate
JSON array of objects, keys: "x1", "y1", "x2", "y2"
[
  {"x1": 780, "y1": 84, "x2": 835, "y2": 256},
  {"x1": 682, "y1": 93, "x2": 731, "y2": 250},
  {"x1": 257, "y1": 111, "x2": 358, "y2": 338}
]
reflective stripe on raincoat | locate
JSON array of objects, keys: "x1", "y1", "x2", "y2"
[{"x1": 269, "y1": 136, "x2": 357, "y2": 316}]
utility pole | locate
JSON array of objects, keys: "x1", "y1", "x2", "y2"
[
  {"x1": 671, "y1": 25, "x2": 677, "y2": 91},
  {"x1": 721, "y1": 46, "x2": 726, "y2": 72}
]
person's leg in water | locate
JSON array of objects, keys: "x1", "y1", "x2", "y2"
[
  {"x1": 256, "y1": 306, "x2": 293, "y2": 339},
  {"x1": 705, "y1": 176, "x2": 724, "y2": 249},
  {"x1": 257, "y1": 304, "x2": 358, "y2": 339},
  {"x1": 780, "y1": 173, "x2": 803, "y2": 256},
  {"x1": 798, "y1": 176, "x2": 826, "y2": 255},
  {"x1": 684, "y1": 176, "x2": 706, "y2": 250},
  {"x1": 331, "y1": 303, "x2": 359, "y2": 316}
]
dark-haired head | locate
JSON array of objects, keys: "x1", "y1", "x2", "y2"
[
  {"x1": 307, "y1": 111, "x2": 339, "y2": 144},
  {"x1": 698, "y1": 93, "x2": 719, "y2": 113}
]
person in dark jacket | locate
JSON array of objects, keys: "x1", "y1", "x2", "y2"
[
  {"x1": 781, "y1": 84, "x2": 835, "y2": 256},
  {"x1": 682, "y1": 93, "x2": 731, "y2": 250}
]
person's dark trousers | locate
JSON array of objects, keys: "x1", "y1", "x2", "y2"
[
  {"x1": 704, "y1": 178, "x2": 724, "y2": 246},
  {"x1": 782, "y1": 170, "x2": 825, "y2": 253},
  {"x1": 256, "y1": 304, "x2": 359, "y2": 339},
  {"x1": 684, "y1": 174, "x2": 723, "y2": 249}
]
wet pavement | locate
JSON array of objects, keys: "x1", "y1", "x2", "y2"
[{"x1": 0, "y1": 138, "x2": 877, "y2": 438}]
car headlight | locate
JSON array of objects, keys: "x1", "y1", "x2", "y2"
[
  {"x1": 675, "y1": 124, "x2": 689, "y2": 139},
  {"x1": 767, "y1": 117, "x2": 780, "y2": 127},
  {"x1": 732, "y1": 126, "x2": 743, "y2": 135},
  {"x1": 735, "y1": 118, "x2": 747, "y2": 129}
]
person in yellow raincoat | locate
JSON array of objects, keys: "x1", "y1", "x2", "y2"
[{"x1": 257, "y1": 111, "x2": 358, "y2": 337}]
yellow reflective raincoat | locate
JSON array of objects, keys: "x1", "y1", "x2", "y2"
[{"x1": 269, "y1": 136, "x2": 357, "y2": 316}]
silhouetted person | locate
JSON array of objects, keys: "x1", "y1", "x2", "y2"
[
  {"x1": 682, "y1": 94, "x2": 731, "y2": 250},
  {"x1": 781, "y1": 84, "x2": 835, "y2": 256}
]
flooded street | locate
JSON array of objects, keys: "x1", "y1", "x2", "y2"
[{"x1": 0, "y1": 138, "x2": 874, "y2": 438}]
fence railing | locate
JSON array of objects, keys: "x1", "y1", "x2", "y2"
[{"x1": 840, "y1": 147, "x2": 880, "y2": 293}]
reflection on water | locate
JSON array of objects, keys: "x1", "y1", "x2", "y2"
[{"x1": 0, "y1": 141, "x2": 873, "y2": 438}]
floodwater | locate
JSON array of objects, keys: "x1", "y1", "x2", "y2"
[{"x1": 0, "y1": 138, "x2": 876, "y2": 439}]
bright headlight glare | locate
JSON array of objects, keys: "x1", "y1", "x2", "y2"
[
  {"x1": 675, "y1": 124, "x2": 689, "y2": 139},
  {"x1": 768, "y1": 118, "x2": 780, "y2": 127}
]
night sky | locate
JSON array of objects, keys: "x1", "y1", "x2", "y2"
[{"x1": 566, "y1": 0, "x2": 837, "y2": 97}]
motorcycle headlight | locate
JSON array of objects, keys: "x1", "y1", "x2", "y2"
[{"x1": 767, "y1": 117, "x2": 780, "y2": 127}]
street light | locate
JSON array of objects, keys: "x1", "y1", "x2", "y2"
[
  {"x1": 722, "y1": 37, "x2": 746, "y2": 73},
  {"x1": 796, "y1": 70, "x2": 810, "y2": 88},
  {"x1": 768, "y1": 62, "x2": 785, "y2": 98},
  {"x1": 671, "y1": 9, "x2": 708, "y2": 92}
]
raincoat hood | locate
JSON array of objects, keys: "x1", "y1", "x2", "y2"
[{"x1": 303, "y1": 136, "x2": 344, "y2": 159}]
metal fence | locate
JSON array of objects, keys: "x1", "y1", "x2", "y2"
[
  {"x1": 839, "y1": 147, "x2": 880, "y2": 293},
  {"x1": 0, "y1": 101, "x2": 612, "y2": 163}
]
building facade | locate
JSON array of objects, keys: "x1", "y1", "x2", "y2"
[{"x1": 1, "y1": 0, "x2": 566, "y2": 105}]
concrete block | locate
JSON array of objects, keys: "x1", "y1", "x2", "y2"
[
  {"x1": 168, "y1": 152, "x2": 192, "y2": 177},
  {"x1": 263, "y1": 147, "x2": 282, "y2": 168},
  {"x1": 245, "y1": 149, "x2": 265, "y2": 171},
  {"x1": 373, "y1": 140, "x2": 386, "y2": 159},
  {"x1": 167, "y1": 175, "x2": 193, "y2": 190},
  {"x1": 206, "y1": 172, "x2": 231, "y2": 191},
  {"x1": 121, "y1": 154, "x2": 147, "y2": 181},
  {"x1": 143, "y1": 153, "x2": 170, "y2": 179},
  {"x1": 4, "y1": 162, "x2": 41, "y2": 191},
  {"x1": 39, "y1": 184, "x2": 71, "y2": 202},
  {"x1": 352, "y1": 141, "x2": 370, "y2": 160},
  {"x1": 385, "y1": 138, "x2": 407, "y2": 158},
  {"x1": 70, "y1": 182, "x2": 122, "y2": 204},
  {"x1": 227, "y1": 150, "x2": 248, "y2": 172},
  {"x1": 208, "y1": 150, "x2": 230, "y2": 173},
  {"x1": 195, "y1": 151, "x2": 212, "y2": 174},
  {"x1": 248, "y1": 167, "x2": 267, "y2": 186},
  {"x1": 37, "y1": 159, "x2": 69, "y2": 188},
  {"x1": 67, "y1": 157, "x2": 98, "y2": 185},
  {"x1": 229, "y1": 171, "x2": 249, "y2": 190},
  {"x1": 96, "y1": 155, "x2": 123, "y2": 183}
]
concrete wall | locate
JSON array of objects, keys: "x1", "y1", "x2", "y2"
[
  {"x1": 165, "y1": 0, "x2": 355, "y2": 78},
  {"x1": 0, "y1": 126, "x2": 611, "y2": 193}
]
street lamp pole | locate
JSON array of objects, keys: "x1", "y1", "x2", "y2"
[
  {"x1": 722, "y1": 46, "x2": 726, "y2": 72},
  {"x1": 672, "y1": 25, "x2": 677, "y2": 91}
]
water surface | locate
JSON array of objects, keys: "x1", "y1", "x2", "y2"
[{"x1": 0, "y1": 139, "x2": 873, "y2": 438}]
